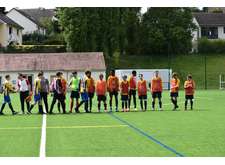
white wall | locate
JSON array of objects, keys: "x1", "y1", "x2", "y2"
[
  {"x1": 7, "y1": 9, "x2": 45, "y2": 35},
  {"x1": 218, "y1": 26, "x2": 225, "y2": 39}
]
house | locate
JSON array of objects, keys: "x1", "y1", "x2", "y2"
[
  {"x1": 0, "y1": 14, "x2": 23, "y2": 47},
  {"x1": 193, "y1": 13, "x2": 225, "y2": 41},
  {"x1": 0, "y1": 52, "x2": 106, "y2": 89},
  {"x1": 6, "y1": 8, "x2": 55, "y2": 35}
]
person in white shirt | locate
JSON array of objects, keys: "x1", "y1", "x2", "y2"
[{"x1": 17, "y1": 74, "x2": 31, "y2": 114}]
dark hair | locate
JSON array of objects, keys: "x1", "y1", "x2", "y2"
[
  {"x1": 132, "y1": 70, "x2": 137, "y2": 75},
  {"x1": 99, "y1": 74, "x2": 104, "y2": 77},
  {"x1": 56, "y1": 72, "x2": 61, "y2": 77},
  {"x1": 85, "y1": 70, "x2": 91, "y2": 75},
  {"x1": 72, "y1": 71, "x2": 77, "y2": 75},
  {"x1": 172, "y1": 72, "x2": 178, "y2": 78},
  {"x1": 188, "y1": 74, "x2": 192, "y2": 79},
  {"x1": 5, "y1": 75, "x2": 10, "y2": 79},
  {"x1": 22, "y1": 75, "x2": 27, "y2": 78}
]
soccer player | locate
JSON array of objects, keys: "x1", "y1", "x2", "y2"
[
  {"x1": 49, "y1": 72, "x2": 66, "y2": 114},
  {"x1": 107, "y1": 69, "x2": 119, "y2": 112},
  {"x1": 151, "y1": 71, "x2": 163, "y2": 111},
  {"x1": 0, "y1": 75, "x2": 18, "y2": 115},
  {"x1": 29, "y1": 72, "x2": 44, "y2": 114},
  {"x1": 120, "y1": 75, "x2": 129, "y2": 112},
  {"x1": 128, "y1": 70, "x2": 137, "y2": 111},
  {"x1": 96, "y1": 74, "x2": 107, "y2": 112},
  {"x1": 39, "y1": 71, "x2": 49, "y2": 113},
  {"x1": 75, "y1": 78, "x2": 89, "y2": 113},
  {"x1": 170, "y1": 72, "x2": 180, "y2": 111},
  {"x1": 17, "y1": 74, "x2": 31, "y2": 114},
  {"x1": 69, "y1": 71, "x2": 81, "y2": 113},
  {"x1": 137, "y1": 74, "x2": 147, "y2": 111},
  {"x1": 85, "y1": 70, "x2": 95, "y2": 112},
  {"x1": 184, "y1": 74, "x2": 196, "y2": 110},
  {"x1": 57, "y1": 72, "x2": 67, "y2": 113}
]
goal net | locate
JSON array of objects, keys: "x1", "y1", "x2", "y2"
[
  {"x1": 219, "y1": 74, "x2": 225, "y2": 89},
  {"x1": 115, "y1": 69, "x2": 172, "y2": 90}
]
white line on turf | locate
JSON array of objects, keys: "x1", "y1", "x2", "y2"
[{"x1": 39, "y1": 114, "x2": 46, "y2": 158}]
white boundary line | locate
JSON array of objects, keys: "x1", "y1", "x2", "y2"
[{"x1": 39, "y1": 114, "x2": 46, "y2": 158}]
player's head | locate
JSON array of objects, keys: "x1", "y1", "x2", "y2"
[
  {"x1": 85, "y1": 70, "x2": 91, "y2": 77},
  {"x1": 110, "y1": 69, "x2": 115, "y2": 76},
  {"x1": 56, "y1": 72, "x2": 61, "y2": 77},
  {"x1": 132, "y1": 70, "x2": 137, "y2": 77},
  {"x1": 38, "y1": 72, "x2": 43, "y2": 78},
  {"x1": 22, "y1": 74, "x2": 27, "y2": 79},
  {"x1": 155, "y1": 70, "x2": 159, "y2": 77},
  {"x1": 172, "y1": 72, "x2": 178, "y2": 79},
  {"x1": 72, "y1": 71, "x2": 77, "y2": 77},
  {"x1": 99, "y1": 74, "x2": 104, "y2": 80},
  {"x1": 187, "y1": 74, "x2": 192, "y2": 80},
  {"x1": 122, "y1": 75, "x2": 127, "y2": 81},
  {"x1": 18, "y1": 73, "x2": 23, "y2": 80},
  {"x1": 139, "y1": 74, "x2": 143, "y2": 80},
  {"x1": 5, "y1": 75, "x2": 10, "y2": 80}
]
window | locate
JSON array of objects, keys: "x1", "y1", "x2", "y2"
[
  {"x1": 17, "y1": 29, "x2": 19, "y2": 35},
  {"x1": 9, "y1": 27, "x2": 12, "y2": 35},
  {"x1": 201, "y1": 27, "x2": 218, "y2": 39},
  {"x1": 0, "y1": 76, "x2": 2, "y2": 87}
]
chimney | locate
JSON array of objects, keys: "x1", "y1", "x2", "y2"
[{"x1": 0, "y1": 7, "x2": 6, "y2": 14}]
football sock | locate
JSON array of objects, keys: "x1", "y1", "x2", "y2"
[
  {"x1": 144, "y1": 100, "x2": 147, "y2": 110},
  {"x1": 140, "y1": 100, "x2": 143, "y2": 110}
]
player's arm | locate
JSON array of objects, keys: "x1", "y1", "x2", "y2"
[
  {"x1": 184, "y1": 81, "x2": 188, "y2": 89},
  {"x1": 150, "y1": 79, "x2": 153, "y2": 92},
  {"x1": 107, "y1": 77, "x2": 110, "y2": 91}
]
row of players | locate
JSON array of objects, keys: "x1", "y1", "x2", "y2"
[{"x1": 0, "y1": 70, "x2": 195, "y2": 115}]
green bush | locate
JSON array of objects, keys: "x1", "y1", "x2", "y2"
[
  {"x1": 198, "y1": 38, "x2": 225, "y2": 54},
  {"x1": 4, "y1": 45, "x2": 66, "y2": 53}
]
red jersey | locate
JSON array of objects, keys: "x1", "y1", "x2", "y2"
[
  {"x1": 120, "y1": 80, "x2": 129, "y2": 95},
  {"x1": 170, "y1": 78, "x2": 180, "y2": 93},
  {"x1": 96, "y1": 80, "x2": 107, "y2": 96},
  {"x1": 86, "y1": 77, "x2": 95, "y2": 93},
  {"x1": 151, "y1": 77, "x2": 163, "y2": 92},
  {"x1": 129, "y1": 76, "x2": 137, "y2": 90},
  {"x1": 138, "y1": 80, "x2": 147, "y2": 96},
  {"x1": 184, "y1": 80, "x2": 195, "y2": 95}
]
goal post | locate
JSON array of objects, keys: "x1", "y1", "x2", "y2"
[
  {"x1": 115, "y1": 69, "x2": 172, "y2": 90},
  {"x1": 219, "y1": 74, "x2": 225, "y2": 89}
]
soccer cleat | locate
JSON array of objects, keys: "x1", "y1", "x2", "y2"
[
  {"x1": 121, "y1": 109, "x2": 124, "y2": 112},
  {"x1": 12, "y1": 111, "x2": 18, "y2": 115},
  {"x1": 19, "y1": 111, "x2": 25, "y2": 115},
  {"x1": 27, "y1": 111, "x2": 32, "y2": 115},
  {"x1": 115, "y1": 108, "x2": 119, "y2": 112},
  {"x1": 152, "y1": 108, "x2": 155, "y2": 111},
  {"x1": 159, "y1": 108, "x2": 163, "y2": 111},
  {"x1": 109, "y1": 107, "x2": 112, "y2": 112},
  {"x1": 184, "y1": 107, "x2": 187, "y2": 111}
]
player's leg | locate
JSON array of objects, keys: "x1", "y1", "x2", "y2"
[
  {"x1": 97, "y1": 95, "x2": 101, "y2": 112},
  {"x1": 49, "y1": 92, "x2": 57, "y2": 114},
  {"x1": 144, "y1": 95, "x2": 147, "y2": 111},
  {"x1": 125, "y1": 96, "x2": 128, "y2": 111},
  {"x1": 115, "y1": 92, "x2": 119, "y2": 112},
  {"x1": 20, "y1": 92, "x2": 25, "y2": 114},
  {"x1": 89, "y1": 93, "x2": 93, "y2": 112},
  {"x1": 185, "y1": 95, "x2": 188, "y2": 110},
  {"x1": 128, "y1": 90, "x2": 132, "y2": 109},
  {"x1": 152, "y1": 92, "x2": 156, "y2": 110},
  {"x1": 109, "y1": 92, "x2": 113, "y2": 112},
  {"x1": 0, "y1": 102, "x2": 6, "y2": 115},
  {"x1": 25, "y1": 91, "x2": 30, "y2": 113},
  {"x1": 158, "y1": 92, "x2": 162, "y2": 111},
  {"x1": 103, "y1": 96, "x2": 107, "y2": 112},
  {"x1": 70, "y1": 92, "x2": 74, "y2": 113},
  {"x1": 122, "y1": 100, "x2": 125, "y2": 112},
  {"x1": 133, "y1": 90, "x2": 137, "y2": 110},
  {"x1": 190, "y1": 95, "x2": 194, "y2": 110},
  {"x1": 139, "y1": 96, "x2": 143, "y2": 111},
  {"x1": 8, "y1": 102, "x2": 17, "y2": 115},
  {"x1": 41, "y1": 92, "x2": 49, "y2": 113}
]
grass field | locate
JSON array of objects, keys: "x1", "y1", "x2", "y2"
[{"x1": 0, "y1": 90, "x2": 225, "y2": 157}]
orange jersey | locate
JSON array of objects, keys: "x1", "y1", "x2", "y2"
[
  {"x1": 138, "y1": 80, "x2": 147, "y2": 96},
  {"x1": 184, "y1": 80, "x2": 195, "y2": 95},
  {"x1": 86, "y1": 77, "x2": 95, "y2": 93},
  {"x1": 120, "y1": 80, "x2": 129, "y2": 95},
  {"x1": 61, "y1": 78, "x2": 67, "y2": 93},
  {"x1": 151, "y1": 77, "x2": 163, "y2": 92},
  {"x1": 129, "y1": 76, "x2": 137, "y2": 90},
  {"x1": 107, "y1": 76, "x2": 119, "y2": 92},
  {"x1": 96, "y1": 80, "x2": 107, "y2": 95},
  {"x1": 170, "y1": 78, "x2": 180, "y2": 93}
]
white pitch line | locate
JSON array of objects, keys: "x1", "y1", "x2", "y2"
[{"x1": 39, "y1": 114, "x2": 46, "y2": 158}]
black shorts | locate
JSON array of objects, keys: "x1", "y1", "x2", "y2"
[
  {"x1": 129, "y1": 89, "x2": 136, "y2": 96},
  {"x1": 185, "y1": 95, "x2": 194, "y2": 100},
  {"x1": 97, "y1": 95, "x2": 106, "y2": 101},
  {"x1": 139, "y1": 95, "x2": 147, "y2": 100},
  {"x1": 152, "y1": 92, "x2": 162, "y2": 99},
  {"x1": 54, "y1": 92, "x2": 65, "y2": 101},
  {"x1": 70, "y1": 91, "x2": 80, "y2": 99},
  {"x1": 121, "y1": 95, "x2": 129, "y2": 101},
  {"x1": 109, "y1": 91, "x2": 118, "y2": 97},
  {"x1": 170, "y1": 92, "x2": 178, "y2": 97},
  {"x1": 88, "y1": 92, "x2": 94, "y2": 99}
]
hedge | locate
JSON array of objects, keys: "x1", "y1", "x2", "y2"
[
  {"x1": 3, "y1": 45, "x2": 66, "y2": 53},
  {"x1": 198, "y1": 38, "x2": 225, "y2": 54}
]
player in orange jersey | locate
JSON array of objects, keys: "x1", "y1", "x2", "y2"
[
  {"x1": 128, "y1": 70, "x2": 137, "y2": 111},
  {"x1": 137, "y1": 74, "x2": 147, "y2": 111},
  {"x1": 184, "y1": 74, "x2": 196, "y2": 110},
  {"x1": 107, "y1": 69, "x2": 119, "y2": 112},
  {"x1": 120, "y1": 75, "x2": 129, "y2": 112},
  {"x1": 85, "y1": 70, "x2": 95, "y2": 112},
  {"x1": 150, "y1": 71, "x2": 163, "y2": 111},
  {"x1": 96, "y1": 74, "x2": 107, "y2": 112},
  {"x1": 170, "y1": 72, "x2": 180, "y2": 111}
]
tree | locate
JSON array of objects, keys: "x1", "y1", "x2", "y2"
[{"x1": 140, "y1": 7, "x2": 196, "y2": 55}]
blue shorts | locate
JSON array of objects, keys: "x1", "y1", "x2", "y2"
[
  {"x1": 4, "y1": 95, "x2": 11, "y2": 103},
  {"x1": 34, "y1": 93, "x2": 41, "y2": 102},
  {"x1": 81, "y1": 92, "x2": 89, "y2": 102}
]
